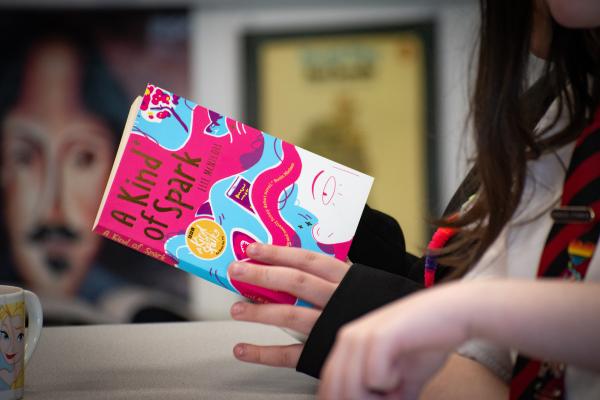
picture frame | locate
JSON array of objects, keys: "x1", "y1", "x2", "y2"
[{"x1": 244, "y1": 22, "x2": 437, "y2": 251}]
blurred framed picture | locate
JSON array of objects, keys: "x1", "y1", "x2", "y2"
[
  {"x1": 0, "y1": 9, "x2": 192, "y2": 325},
  {"x1": 245, "y1": 23, "x2": 437, "y2": 252}
]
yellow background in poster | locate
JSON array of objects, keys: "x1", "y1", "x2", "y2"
[{"x1": 258, "y1": 33, "x2": 427, "y2": 253}]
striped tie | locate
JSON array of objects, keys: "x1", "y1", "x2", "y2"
[{"x1": 509, "y1": 108, "x2": 600, "y2": 399}]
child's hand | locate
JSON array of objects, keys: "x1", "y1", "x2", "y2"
[
  {"x1": 228, "y1": 243, "x2": 351, "y2": 368},
  {"x1": 318, "y1": 282, "x2": 470, "y2": 399}
]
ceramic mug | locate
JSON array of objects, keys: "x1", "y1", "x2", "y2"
[{"x1": 0, "y1": 286, "x2": 42, "y2": 400}]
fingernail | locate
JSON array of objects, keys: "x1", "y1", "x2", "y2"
[
  {"x1": 234, "y1": 344, "x2": 245, "y2": 357},
  {"x1": 231, "y1": 302, "x2": 245, "y2": 316},
  {"x1": 246, "y1": 243, "x2": 260, "y2": 257},
  {"x1": 229, "y1": 262, "x2": 244, "y2": 276}
]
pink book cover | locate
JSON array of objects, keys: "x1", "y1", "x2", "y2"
[{"x1": 93, "y1": 84, "x2": 373, "y2": 305}]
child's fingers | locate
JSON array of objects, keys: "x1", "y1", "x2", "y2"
[
  {"x1": 245, "y1": 243, "x2": 350, "y2": 283},
  {"x1": 233, "y1": 343, "x2": 303, "y2": 368},
  {"x1": 228, "y1": 262, "x2": 337, "y2": 308},
  {"x1": 230, "y1": 302, "x2": 320, "y2": 336}
]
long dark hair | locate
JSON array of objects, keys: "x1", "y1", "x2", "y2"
[{"x1": 438, "y1": 0, "x2": 600, "y2": 276}]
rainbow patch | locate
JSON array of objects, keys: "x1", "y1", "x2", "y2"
[{"x1": 568, "y1": 240, "x2": 595, "y2": 259}]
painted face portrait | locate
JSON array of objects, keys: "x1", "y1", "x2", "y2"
[{"x1": 1, "y1": 40, "x2": 114, "y2": 297}]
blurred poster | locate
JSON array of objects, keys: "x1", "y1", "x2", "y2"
[
  {"x1": 0, "y1": 9, "x2": 193, "y2": 325},
  {"x1": 245, "y1": 25, "x2": 437, "y2": 253}
]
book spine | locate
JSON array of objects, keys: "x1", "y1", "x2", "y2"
[{"x1": 93, "y1": 225, "x2": 175, "y2": 266}]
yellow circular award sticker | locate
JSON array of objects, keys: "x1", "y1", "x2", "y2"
[{"x1": 186, "y1": 218, "x2": 227, "y2": 260}]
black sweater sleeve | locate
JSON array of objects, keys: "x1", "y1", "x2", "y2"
[
  {"x1": 347, "y1": 205, "x2": 421, "y2": 278},
  {"x1": 296, "y1": 263, "x2": 423, "y2": 378},
  {"x1": 296, "y1": 205, "x2": 425, "y2": 378}
]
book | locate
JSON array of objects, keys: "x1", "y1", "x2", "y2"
[{"x1": 93, "y1": 84, "x2": 373, "y2": 305}]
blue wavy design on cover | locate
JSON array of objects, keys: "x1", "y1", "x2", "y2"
[{"x1": 165, "y1": 134, "x2": 323, "y2": 300}]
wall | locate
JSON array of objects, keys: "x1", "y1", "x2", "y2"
[{"x1": 190, "y1": 1, "x2": 478, "y2": 319}]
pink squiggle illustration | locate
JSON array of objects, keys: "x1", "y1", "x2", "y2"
[
  {"x1": 228, "y1": 231, "x2": 296, "y2": 304},
  {"x1": 315, "y1": 239, "x2": 352, "y2": 260},
  {"x1": 251, "y1": 142, "x2": 302, "y2": 247},
  {"x1": 332, "y1": 240, "x2": 353, "y2": 261}
]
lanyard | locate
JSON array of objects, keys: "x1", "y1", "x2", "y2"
[{"x1": 509, "y1": 108, "x2": 600, "y2": 400}]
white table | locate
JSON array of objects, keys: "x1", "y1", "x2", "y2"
[{"x1": 26, "y1": 321, "x2": 317, "y2": 399}]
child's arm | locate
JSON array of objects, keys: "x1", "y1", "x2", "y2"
[
  {"x1": 466, "y1": 279, "x2": 600, "y2": 369},
  {"x1": 317, "y1": 279, "x2": 600, "y2": 399}
]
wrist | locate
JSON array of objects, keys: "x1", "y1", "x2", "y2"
[
  {"x1": 458, "y1": 280, "x2": 501, "y2": 342},
  {"x1": 439, "y1": 281, "x2": 486, "y2": 344}
]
